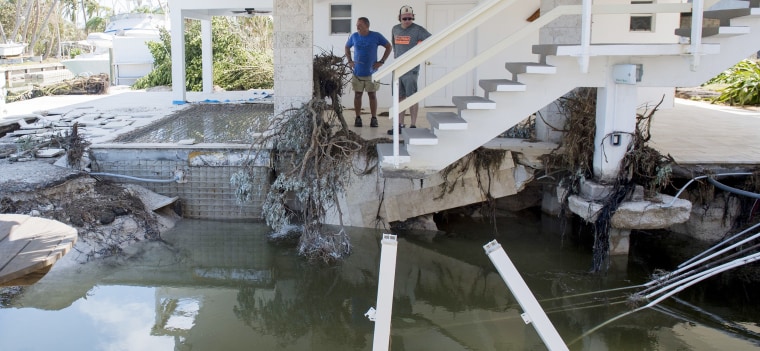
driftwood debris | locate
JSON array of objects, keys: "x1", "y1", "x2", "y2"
[{"x1": 7, "y1": 74, "x2": 110, "y2": 103}]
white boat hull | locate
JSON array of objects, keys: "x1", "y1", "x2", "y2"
[
  {"x1": 0, "y1": 43, "x2": 27, "y2": 57},
  {"x1": 61, "y1": 53, "x2": 111, "y2": 77}
]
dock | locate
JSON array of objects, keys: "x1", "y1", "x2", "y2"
[{"x1": 0, "y1": 214, "x2": 77, "y2": 286}]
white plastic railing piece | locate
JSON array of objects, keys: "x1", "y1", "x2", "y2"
[
  {"x1": 368, "y1": 234, "x2": 398, "y2": 351},
  {"x1": 484, "y1": 240, "x2": 569, "y2": 351}
]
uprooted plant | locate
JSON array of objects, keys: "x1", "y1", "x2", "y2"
[
  {"x1": 437, "y1": 147, "x2": 509, "y2": 231},
  {"x1": 542, "y1": 88, "x2": 676, "y2": 272},
  {"x1": 233, "y1": 51, "x2": 386, "y2": 263}
]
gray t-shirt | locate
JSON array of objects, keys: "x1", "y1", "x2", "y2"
[{"x1": 392, "y1": 23, "x2": 432, "y2": 73}]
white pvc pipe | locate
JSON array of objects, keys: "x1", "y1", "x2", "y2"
[
  {"x1": 645, "y1": 252, "x2": 760, "y2": 303},
  {"x1": 371, "y1": 234, "x2": 398, "y2": 350},
  {"x1": 484, "y1": 240, "x2": 568, "y2": 351}
]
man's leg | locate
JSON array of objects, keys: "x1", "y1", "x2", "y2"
[
  {"x1": 410, "y1": 103, "x2": 419, "y2": 128},
  {"x1": 368, "y1": 91, "x2": 379, "y2": 127},
  {"x1": 353, "y1": 92, "x2": 363, "y2": 127},
  {"x1": 351, "y1": 76, "x2": 365, "y2": 127},
  {"x1": 397, "y1": 96, "x2": 406, "y2": 126}
]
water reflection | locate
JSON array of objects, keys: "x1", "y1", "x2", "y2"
[{"x1": 1, "y1": 215, "x2": 759, "y2": 350}]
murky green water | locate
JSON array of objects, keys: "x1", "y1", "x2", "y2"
[{"x1": 1, "y1": 213, "x2": 759, "y2": 350}]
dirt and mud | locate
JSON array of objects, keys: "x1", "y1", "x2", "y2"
[{"x1": 0, "y1": 158, "x2": 180, "y2": 264}]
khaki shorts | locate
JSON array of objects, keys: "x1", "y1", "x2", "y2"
[{"x1": 352, "y1": 75, "x2": 380, "y2": 93}]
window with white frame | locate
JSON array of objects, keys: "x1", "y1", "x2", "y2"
[
  {"x1": 630, "y1": 0, "x2": 654, "y2": 32},
  {"x1": 330, "y1": 4, "x2": 352, "y2": 34}
]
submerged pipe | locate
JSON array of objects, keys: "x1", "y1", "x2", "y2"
[
  {"x1": 678, "y1": 222, "x2": 760, "y2": 269},
  {"x1": 570, "y1": 251, "x2": 760, "y2": 346}
]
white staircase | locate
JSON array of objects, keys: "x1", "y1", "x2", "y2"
[{"x1": 377, "y1": 0, "x2": 760, "y2": 179}]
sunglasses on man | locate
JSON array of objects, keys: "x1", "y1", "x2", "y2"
[{"x1": 401, "y1": 17, "x2": 413, "y2": 21}]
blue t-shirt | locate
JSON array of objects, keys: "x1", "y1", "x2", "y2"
[{"x1": 346, "y1": 31, "x2": 390, "y2": 77}]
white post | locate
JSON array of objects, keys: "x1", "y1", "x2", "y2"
[
  {"x1": 690, "y1": 0, "x2": 704, "y2": 71},
  {"x1": 369, "y1": 234, "x2": 399, "y2": 350},
  {"x1": 579, "y1": 0, "x2": 592, "y2": 73},
  {"x1": 170, "y1": 9, "x2": 186, "y2": 104},
  {"x1": 392, "y1": 73, "x2": 400, "y2": 167},
  {"x1": 201, "y1": 19, "x2": 213, "y2": 94},
  {"x1": 593, "y1": 72, "x2": 637, "y2": 182},
  {"x1": 484, "y1": 240, "x2": 568, "y2": 351}
]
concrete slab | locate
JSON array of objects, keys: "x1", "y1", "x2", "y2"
[{"x1": 0, "y1": 214, "x2": 78, "y2": 286}]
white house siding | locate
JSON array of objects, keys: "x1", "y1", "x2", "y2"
[
  {"x1": 591, "y1": 0, "x2": 681, "y2": 44},
  {"x1": 313, "y1": 0, "x2": 542, "y2": 109}
]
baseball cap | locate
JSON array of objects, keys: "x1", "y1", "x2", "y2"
[{"x1": 399, "y1": 5, "x2": 414, "y2": 17}]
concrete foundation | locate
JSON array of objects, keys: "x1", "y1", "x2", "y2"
[
  {"x1": 327, "y1": 151, "x2": 535, "y2": 228},
  {"x1": 559, "y1": 179, "x2": 692, "y2": 255}
]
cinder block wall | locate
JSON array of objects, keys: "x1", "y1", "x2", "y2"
[{"x1": 89, "y1": 147, "x2": 271, "y2": 220}]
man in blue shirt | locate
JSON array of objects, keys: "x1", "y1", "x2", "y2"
[{"x1": 345, "y1": 17, "x2": 391, "y2": 127}]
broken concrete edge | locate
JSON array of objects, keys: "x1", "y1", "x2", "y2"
[{"x1": 565, "y1": 192, "x2": 692, "y2": 230}]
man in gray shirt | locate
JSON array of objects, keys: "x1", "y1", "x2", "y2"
[{"x1": 388, "y1": 5, "x2": 432, "y2": 135}]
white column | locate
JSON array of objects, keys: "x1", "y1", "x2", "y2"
[
  {"x1": 170, "y1": 9, "x2": 186, "y2": 104},
  {"x1": 201, "y1": 19, "x2": 213, "y2": 94},
  {"x1": 593, "y1": 74, "x2": 637, "y2": 182},
  {"x1": 371, "y1": 234, "x2": 398, "y2": 351},
  {"x1": 273, "y1": 0, "x2": 313, "y2": 116}
]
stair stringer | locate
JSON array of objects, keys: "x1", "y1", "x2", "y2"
[
  {"x1": 380, "y1": 3, "x2": 760, "y2": 179},
  {"x1": 380, "y1": 56, "x2": 609, "y2": 179}
]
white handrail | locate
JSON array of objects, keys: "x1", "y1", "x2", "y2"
[{"x1": 377, "y1": 1, "x2": 696, "y2": 165}]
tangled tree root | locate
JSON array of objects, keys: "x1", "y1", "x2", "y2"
[{"x1": 234, "y1": 51, "x2": 384, "y2": 263}]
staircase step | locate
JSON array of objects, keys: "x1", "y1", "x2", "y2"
[
  {"x1": 479, "y1": 79, "x2": 526, "y2": 93},
  {"x1": 504, "y1": 62, "x2": 557, "y2": 76},
  {"x1": 377, "y1": 143, "x2": 410, "y2": 164},
  {"x1": 533, "y1": 43, "x2": 721, "y2": 57},
  {"x1": 675, "y1": 25, "x2": 750, "y2": 38},
  {"x1": 427, "y1": 112, "x2": 467, "y2": 130},
  {"x1": 740, "y1": 0, "x2": 760, "y2": 8},
  {"x1": 704, "y1": 8, "x2": 760, "y2": 26},
  {"x1": 403, "y1": 127, "x2": 438, "y2": 145},
  {"x1": 452, "y1": 96, "x2": 496, "y2": 110}
]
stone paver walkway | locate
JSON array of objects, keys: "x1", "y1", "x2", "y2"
[{"x1": 650, "y1": 98, "x2": 760, "y2": 166}]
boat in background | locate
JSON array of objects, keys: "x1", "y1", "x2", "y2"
[
  {"x1": 0, "y1": 42, "x2": 27, "y2": 57},
  {"x1": 62, "y1": 13, "x2": 167, "y2": 85}
]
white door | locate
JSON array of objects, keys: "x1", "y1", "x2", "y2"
[{"x1": 424, "y1": 3, "x2": 476, "y2": 107}]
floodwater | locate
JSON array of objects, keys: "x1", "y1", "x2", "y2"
[{"x1": 1, "y1": 212, "x2": 759, "y2": 351}]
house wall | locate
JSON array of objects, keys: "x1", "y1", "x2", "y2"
[
  {"x1": 591, "y1": 0, "x2": 681, "y2": 44},
  {"x1": 313, "y1": 0, "x2": 542, "y2": 109}
]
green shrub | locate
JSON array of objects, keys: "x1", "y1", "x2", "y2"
[
  {"x1": 133, "y1": 17, "x2": 273, "y2": 91},
  {"x1": 704, "y1": 59, "x2": 760, "y2": 105}
]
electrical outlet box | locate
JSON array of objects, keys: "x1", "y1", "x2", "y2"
[{"x1": 613, "y1": 64, "x2": 639, "y2": 85}]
